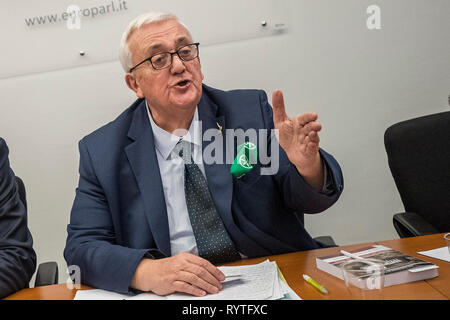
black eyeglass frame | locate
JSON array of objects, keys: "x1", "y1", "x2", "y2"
[{"x1": 129, "y1": 42, "x2": 200, "y2": 73}]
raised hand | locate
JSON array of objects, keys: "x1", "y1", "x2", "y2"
[{"x1": 272, "y1": 90, "x2": 324, "y2": 190}]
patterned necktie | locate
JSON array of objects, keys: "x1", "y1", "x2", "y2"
[{"x1": 174, "y1": 139, "x2": 241, "y2": 264}]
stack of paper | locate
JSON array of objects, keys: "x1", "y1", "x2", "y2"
[
  {"x1": 418, "y1": 247, "x2": 450, "y2": 262},
  {"x1": 74, "y1": 260, "x2": 301, "y2": 300}
]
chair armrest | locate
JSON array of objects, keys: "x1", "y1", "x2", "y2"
[
  {"x1": 314, "y1": 236, "x2": 338, "y2": 247},
  {"x1": 393, "y1": 212, "x2": 439, "y2": 238},
  {"x1": 34, "y1": 262, "x2": 59, "y2": 287}
]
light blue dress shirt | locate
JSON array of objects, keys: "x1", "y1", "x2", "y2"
[{"x1": 146, "y1": 102, "x2": 204, "y2": 256}]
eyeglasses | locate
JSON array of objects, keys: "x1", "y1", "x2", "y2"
[{"x1": 129, "y1": 42, "x2": 200, "y2": 73}]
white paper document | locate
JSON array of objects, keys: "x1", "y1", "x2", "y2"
[
  {"x1": 74, "y1": 260, "x2": 301, "y2": 300},
  {"x1": 417, "y1": 247, "x2": 450, "y2": 262}
]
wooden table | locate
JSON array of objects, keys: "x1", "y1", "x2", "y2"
[{"x1": 5, "y1": 233, "x2": 449, "y2": 300}]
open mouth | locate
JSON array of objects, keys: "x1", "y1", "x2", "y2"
[{"x1": 176, "y1": 80, "x2": 190, "y2": 88}]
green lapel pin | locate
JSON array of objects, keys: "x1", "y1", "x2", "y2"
[{"x1": 230, "y1": 142, "x2": 258, "y2": 179}]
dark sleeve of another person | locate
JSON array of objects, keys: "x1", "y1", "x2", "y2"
[{"x1": 0, "y1": 138, "x2": 37, "y2": 298}]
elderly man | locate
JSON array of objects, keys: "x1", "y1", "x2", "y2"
[
  {"x1": 0, "y1": 138, "x2": 36, "y2": 298},
  {"x1": 64, "y1": 12, "x2": 343, "y2": 297}
]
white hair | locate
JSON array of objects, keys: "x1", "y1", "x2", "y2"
[{"x1": 119, "y1": 12, "x2": 191, "y2": 73}]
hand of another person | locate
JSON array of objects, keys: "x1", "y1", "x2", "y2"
[{"x1": 131, "y1": 252, "x2": 225, "y2": 297}]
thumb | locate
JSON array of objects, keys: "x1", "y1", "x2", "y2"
[{"x1": 272, "y1": 90, "x2": 288, "y2": 124}]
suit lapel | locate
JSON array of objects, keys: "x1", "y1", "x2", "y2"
[{"x1": 125, "y1": 101, "x2": 171, "y2": 257}]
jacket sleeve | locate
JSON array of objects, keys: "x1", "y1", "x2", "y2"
[
  {"x1": 258, "y1": 90, "x2": 344, "y2": 214},
  {"x1": 64, "y1": 139, "x2": 152, "y2": 294},
  {"x1": 0, "y1": 138, "x2": 37, "y2": 298}
]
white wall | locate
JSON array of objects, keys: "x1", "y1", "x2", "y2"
[{"x1": 0, "y1": 0, "x2": 449, "y2": 284}]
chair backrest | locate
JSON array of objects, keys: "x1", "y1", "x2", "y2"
[{"x1": 384, "y1": 111, "x2": 450, "y2": 233}]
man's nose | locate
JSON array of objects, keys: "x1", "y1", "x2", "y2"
[{"x1": 170, "y1": 54, "x2": 186, "y2": 73}]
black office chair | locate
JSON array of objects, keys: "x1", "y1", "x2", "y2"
[
  {"x1": 294, "y1": 213, "x2": 338, "y2": 247},
  {"x1": 34, "y1": 262, "x2": 59, "y2": 287},
  {"x1": 384, "y1": 111, "x2": 450, "y2": 238},
  {"x1": 15, "y1": 177, "x2": 59, "y2": 286},
  {"x1": 314, "y1": 236, "x2": 337, "y2": 247}
]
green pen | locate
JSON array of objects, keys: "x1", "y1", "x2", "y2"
[{"x1": 303, "y1": 274, "x2": 329, "y2": 294}]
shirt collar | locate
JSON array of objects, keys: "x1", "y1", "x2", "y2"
[{"x1": 146, "y1": 100, "x2": 202, "y2": 160}]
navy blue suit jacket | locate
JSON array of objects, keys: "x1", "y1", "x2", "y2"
[
  {"x1": 0, "y1": 138, "x2": 36, "y2": 298},
  {"x1": 64, "y1": 85, "x2": 343, "y2": 294}
]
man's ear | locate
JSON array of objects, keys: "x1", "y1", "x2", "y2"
[{"x1": 125, "y1": 73, "x2": 145, "y2": 98}]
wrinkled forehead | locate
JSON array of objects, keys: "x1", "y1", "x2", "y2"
[{"x1": 128, "y1": 20, "x2": 192, "y2": 58}]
